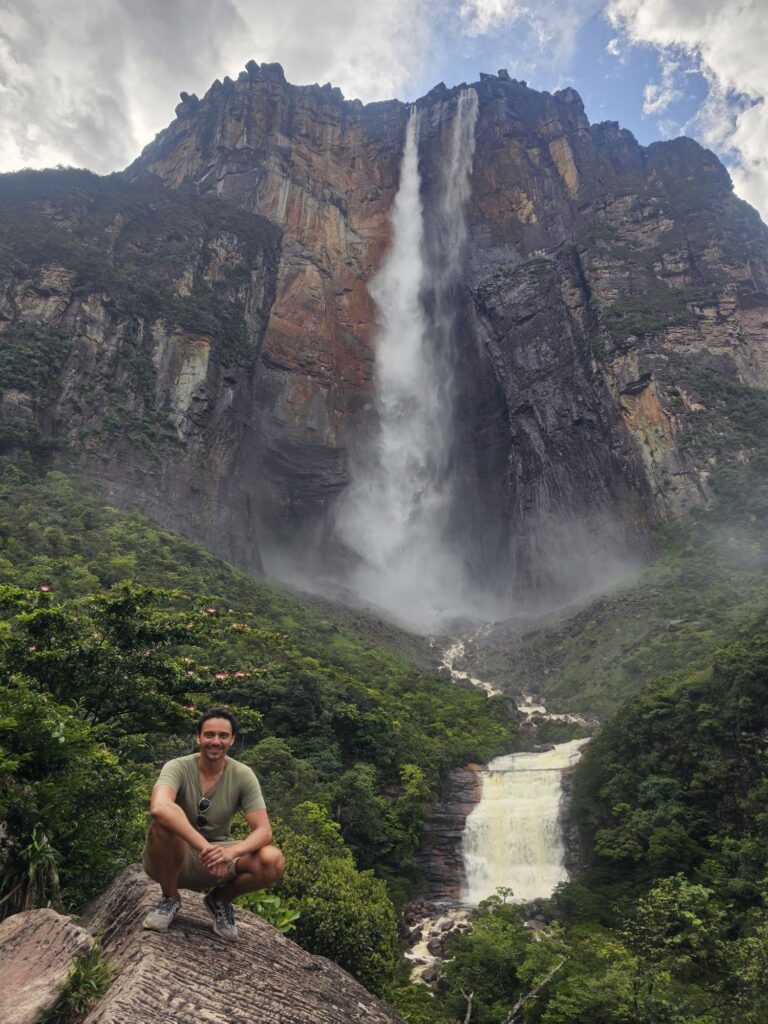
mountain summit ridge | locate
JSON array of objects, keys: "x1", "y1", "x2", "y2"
[{"x1": 0, "y1": 65, "x2": 766, "y2": 606}]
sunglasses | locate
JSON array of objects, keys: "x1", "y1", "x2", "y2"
[{"x1": 197, "y1": 797, "x2": 211, "y2": 828}]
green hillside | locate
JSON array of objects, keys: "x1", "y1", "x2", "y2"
[
  {"x1": 387, "y1": 617, "x2": 768, "y2": 1023},
  {"x1": 0, "y1": 460, "x2": 516, "y2": 991}
]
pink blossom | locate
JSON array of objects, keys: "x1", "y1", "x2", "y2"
[
  {"x1": 39, "y1": 583, "x2": 52, "y2": 592},
  {"x1": 215, "y1": 671, "x2": 229, "y2": 679}
]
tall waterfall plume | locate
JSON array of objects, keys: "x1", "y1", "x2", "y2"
[{"x1": 335, "y1": 90, "x2": 480, "y2": 629}]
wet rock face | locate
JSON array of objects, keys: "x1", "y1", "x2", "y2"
[
  {"x1": 128, "y1": 66, "x2": 768, "y2": 593},
  {"x1": 414, "y1": 766, "x2": 483, "y2": 900}
]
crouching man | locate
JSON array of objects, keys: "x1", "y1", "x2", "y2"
[{"x1": 142, "y1": 707, "x2": 285, "y2": 941}]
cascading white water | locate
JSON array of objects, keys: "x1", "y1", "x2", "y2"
[
  {"x1": 335, "y1": 92, "x2": 480, "y2": 629},
  {"x1": 462, "y1": 739, "x2": 586, "y2": 905}
]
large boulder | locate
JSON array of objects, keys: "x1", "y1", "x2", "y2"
[
  {"x1": 0, "y1": 908, "x2": 93, "y2": 1024},
  {"x1": 78, "y1": 866, "x2": 404, "y2": 1023}
]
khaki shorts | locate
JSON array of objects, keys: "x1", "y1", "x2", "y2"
[{"x1": 142, "y1": 836, "x2": 240, "y2": 892}]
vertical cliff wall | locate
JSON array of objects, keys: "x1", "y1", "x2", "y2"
[
  {"x1": 2, "y1": 64, "x2": 767, "y2": 605},
  {"x1": 0, "y1": 172, "x2": 280, "y2": 569},
  {"x1": 126, "y1": 63, "x2": 768, "y2": 604}
]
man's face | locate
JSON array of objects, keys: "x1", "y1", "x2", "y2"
[{"x1": 197, "y1": 718, "x2": 235, "y2": 763}]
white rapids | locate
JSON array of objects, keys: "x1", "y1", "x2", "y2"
[
  {"x1": 440, "y1": 631, "x2": 502, "y2": 697},
  {"x1": 461, "y1": 738, "x2": 587, "y2": 905}
]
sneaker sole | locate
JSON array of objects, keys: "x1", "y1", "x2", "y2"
[{"x1": 142, "y1": 915, "x2": 174, "y2": 932}]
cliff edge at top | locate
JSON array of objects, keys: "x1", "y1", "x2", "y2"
[{"x1": 125, "y1": 63, "x2": 768, "y2": 598}]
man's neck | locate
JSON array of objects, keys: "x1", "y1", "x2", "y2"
[{"x1": 198, "y1": 753, "x2": 227, "y2": 777}]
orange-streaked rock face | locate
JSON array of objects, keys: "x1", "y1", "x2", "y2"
[
  {"x1": 135, "y1": 72, "x2": 406, "y2": 467},
  {"x1": 3, "y1": 65, "x2": 768, "y2": 600}
]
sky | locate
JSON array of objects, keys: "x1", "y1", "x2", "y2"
[{"x1": 0, "y1": 0, "x2": 766, "y2": 219}]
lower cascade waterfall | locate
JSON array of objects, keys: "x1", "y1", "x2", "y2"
[{"x1": 462, "y1": 739, "x2": 586, "y2": 905}]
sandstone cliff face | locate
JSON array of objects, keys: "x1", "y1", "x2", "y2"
[
  {"x1": 127, "y1": 64, "x2": 768, "y2": 596},
  {"x1": 0, "y1": 171, "x2": 280, "y2": 568},
  {"x1": 128, "y1": 64, "x2": 405, "y2": 558},
  {"x1": 2, "y1": 66, "x2": 767, "y2": 595}
]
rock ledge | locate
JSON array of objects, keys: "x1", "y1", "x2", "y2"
[{"x1": 2, "y1": 867, "x2": 404, "y2": 1024}]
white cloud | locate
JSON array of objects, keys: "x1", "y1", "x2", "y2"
[
  {"x1": 605, "y1": 37, "x2": 621, "y2": 56},
  {"x1": 0, "y1": 0, "x2": 432, "y2": 174},
  {"x1": 459, "y1": 0, "x2": 527, "y2": 37},
  {"x1": 642, "y1": 57, "x2": 682, "y2": 116},
  {"x1": 459, "y1": 0, "x2": 604, "y2": 69},
  {"x1": 607, "y1": 0, "x2": 768, "y2": 218}
]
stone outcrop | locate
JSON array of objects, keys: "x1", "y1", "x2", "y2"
[
  {"x1": 414, "y1": 765, "x2": 483, "y2": 900},
  {"x1": 0, "y1": 867, "x2": 405, "y2": 1024},
  {"x1": 1, "y1": 66, "x2": 767, "y2": 596},
  {"x1": 0, "y1": 908, "x2": 93, "y2": 1024}
]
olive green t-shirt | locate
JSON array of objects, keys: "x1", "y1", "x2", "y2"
[{"x1": 156, "y1": 753, "x2": 265, "y2": 841}]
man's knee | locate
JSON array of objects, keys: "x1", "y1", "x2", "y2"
[
  {"x1": 262, "y1": 845, "x2": 286, "y2": 882},
  {"x1": 241, "y1": 844, "x2": 285, "y2": 884},
  {"x1": 147, "y1": 821, "x2": 186, "y2": 854}
]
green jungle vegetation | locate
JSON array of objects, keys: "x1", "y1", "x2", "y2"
[
  {"x1": 386, "y1": 615, "x2": 768, "y2": 1023},
  {"x1": 0, "y1": 462, "x2": 516, "y2": 993}
]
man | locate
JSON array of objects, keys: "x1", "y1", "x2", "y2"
[{"x1": 142, "y1": 707, "x2": 285, "y2": 941}]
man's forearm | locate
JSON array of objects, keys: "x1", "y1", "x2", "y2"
[{"x1": 232, "y1": 824, "x2": 273, "y2": 857}]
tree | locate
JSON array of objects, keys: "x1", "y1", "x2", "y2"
[{"x1": 273, "y1": 802, "x2": 400, "y2": 994}]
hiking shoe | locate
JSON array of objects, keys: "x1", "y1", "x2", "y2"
[
  {"x1": 204, "y1": 891, "x2": 238, "y2": 941},
  {"x1": 142, "y1": 895, "x2": 181, "y2": 932}
]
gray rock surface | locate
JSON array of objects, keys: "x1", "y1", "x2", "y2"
[
  {"x1": 414, "y1": 765, "x2": 483, "y2": 899},
  {"x1": 78, "y1": 867, "x2": 404, "y2": 1024},
  {"x1": 0, "y1": 908, "x2": 93, "y2": 1024}
]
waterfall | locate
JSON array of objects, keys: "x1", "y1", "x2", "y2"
[
  {"x1": 335, "y1": 91, "x2": 480, "y2": 629},
  {"x1": 461, "y1": 739, "x2": 586, "y2": 905}
]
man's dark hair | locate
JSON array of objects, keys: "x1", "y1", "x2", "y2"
[{"x1": 197, "y1": 707, "x2": 239, "y2": 738}]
